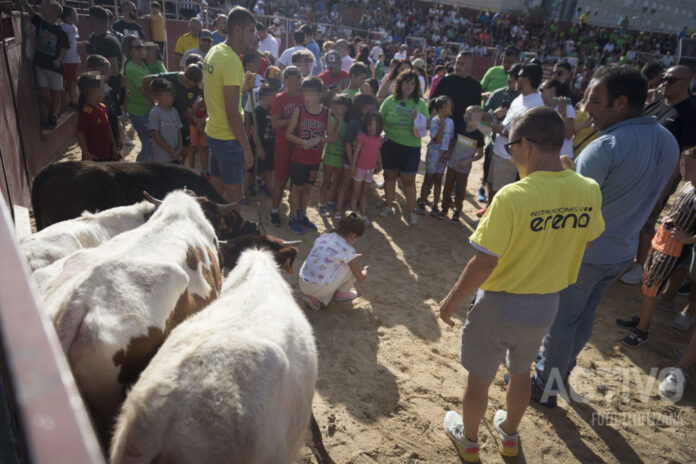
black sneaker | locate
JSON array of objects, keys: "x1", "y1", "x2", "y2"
[
  {"x1": 616, "y1": 315, "x2": 640, "y2": 328},
  {"x1": 270, "y1": 211, "x2": 281, "y2": 226},
  {"x1": 530, "y1": 379, "x2": 557, "y2": 408},
  {"x1": 622, "y1": 328, "x2": 648, "y2": 348},
  {"x1": 678, "y1": 283, "x2": 692, "y2": 296},
  {"x1": 450, "y1": 212, "x2": 460, "y2": 224}
]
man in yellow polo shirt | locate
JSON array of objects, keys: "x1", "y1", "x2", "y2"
[
  {"x1": 174, "y1": 17, "x2": 201, "y2": 64},
  {"x1": 202, "y1": 6, "x2": 255, "y2": 206},
  {"x1": 438, "y1": 107, "x2": 604, "y2": 462}
]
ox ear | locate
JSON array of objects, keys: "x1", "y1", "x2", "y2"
[
  {"x1": 218, "y1": 217, "x2": 228, "y2": 232},
  {"x1": 279, "y1": 246, "x2": 299, "y2": 275},
  {"x1": 143, "y1": 191, "x2": 162, "y2": 206}
]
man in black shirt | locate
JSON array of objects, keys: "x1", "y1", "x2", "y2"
[
  {"x1": 21, "y1": 0, "x2": 68, "y2": 130},
  {"x1": 625, "y1": 65, "x2": 696, "y2": 285},
  {"x1": 87, "y1": 7, "x2": 123, "y2": 92},
  {"x1": 112, "y1": 1, "x2": 145, "y2": 39},
  {"x1": 431, "y1": 51, "x2": 482, "y2": 134}
]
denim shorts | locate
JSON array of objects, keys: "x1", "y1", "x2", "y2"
[
  {"x1": 425, "y1": 146, "x2": 447, "y2": 175},
  {"x1": 381, "y1": 139, "x2": 421, "y2": 175},
  {"x1": 206, "y1": 135, "x2": 245, "y2": 185}
]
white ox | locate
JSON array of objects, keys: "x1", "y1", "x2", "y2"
[
  {"x1": 110, "y1": 248, "x2": 333, "y2": 464},
  {"x1": 34, "y1": 191, "x2": 223, "y2": 445},
  {"x1": 21, "y1": 201, "x2": 155, "y2": 272}
]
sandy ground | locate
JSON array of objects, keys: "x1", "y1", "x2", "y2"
[{"x1": 56, "y1": 127, "x2": 696, "y2": 464}]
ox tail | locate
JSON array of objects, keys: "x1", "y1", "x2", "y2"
[
  {"x1": 308, "y1": 412, "x2": 336, "y2": 464},
  {"x1": 109, "y1": 400, "x2": 162, "y2": 464}
]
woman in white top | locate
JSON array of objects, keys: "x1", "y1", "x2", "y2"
[{"x1": 540, "y1": 79, "x2": 576, "y2": 158}]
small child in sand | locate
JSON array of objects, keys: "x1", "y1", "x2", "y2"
[{"x1": 299, "y1": 213, "x2": 369, "y2": 310}]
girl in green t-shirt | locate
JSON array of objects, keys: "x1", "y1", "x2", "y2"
[{"x1": 318, "y1": 94, "x2": 352, "y2": 217}]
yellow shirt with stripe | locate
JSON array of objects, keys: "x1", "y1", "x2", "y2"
[
  {"x1": 202, "y1": 43, "x2": 244, "y2": 141},
  {"x1": 471, "y1": 170, "x2": 605, "y2": 294}
]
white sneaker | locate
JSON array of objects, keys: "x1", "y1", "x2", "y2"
[
  {"x1": 443, "y1": 410, "x2": 479, "y2": 463},
  {"x1": 409, "y1": 212, "x2": 418, "y2": 225},
  {"x1": 659, "y1": 367, "x2": 688, "y2": 402},
  {"x1": 620, "y1": 263, "x2": 643, "y2": 285},
  {"x1": 493, "y1": 410, "x2": 519, "y2": 457},
  {"x1": 363, "y1": 215, "x2": 371, "y2": 226},
  {"x1": 379, "y1": 206, "x2": 393, "y2": 217},
  {"x1": 672, "y1": 311, "x2": 694, "y2": 331}
]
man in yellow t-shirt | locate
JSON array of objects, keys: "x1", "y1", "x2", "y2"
[
  {"x1": 174, "y1": 17, "x2": 201, "y2": 64},
  {"x1": 202, "y1": 6, "x2": 255, "y2": 207},
  {"x1": 439, "y1": 107, "x2": 604, "y2": 462}
]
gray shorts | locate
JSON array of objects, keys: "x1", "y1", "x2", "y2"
[
  {"x1": 35, "y1": 66, "x2": 63, "y2": 91},
  {"x1": 460, "y1": 289, "x2": 559, "y2": 380},
  {"x1": 487, "y1": 154, "x2": 518, "y2": 192}
]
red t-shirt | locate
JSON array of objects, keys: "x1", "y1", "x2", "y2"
[
  {"x1": 318, "y1": 69, "x2": 350, "y2": 91},
  {"x1": 270, "y1": 90, "x2": 303, "y2": 155},
  {"x1": 76, "y1": 102, "x2": 112, "y2": 160},
  {"x1": 291, "y1": 105, "x2": 329, "y2": 165}
]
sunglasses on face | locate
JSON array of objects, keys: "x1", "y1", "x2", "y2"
[
  {"x1": 555, "y1": 70, "x2": 566, "y2": 76},
  {"x1": 504, "y1": 137, "x2": 537, "y2": 155},
  {"x1": 661, "y1": 77, "x2": 687, "y2": 85},
  {"x1": 132, "y1": 44, "x2": 144, "y2": 49}
]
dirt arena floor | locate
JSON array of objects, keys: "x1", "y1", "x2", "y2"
[{"x1": 56, "y1": 126, "x2": 695, "y2": 464}]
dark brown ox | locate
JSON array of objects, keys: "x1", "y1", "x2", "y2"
[{"x1": 31, "y1": 161, "x2": 260, "y2": 237}]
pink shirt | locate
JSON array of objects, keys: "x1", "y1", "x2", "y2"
[{"x1": 356, "y1": 133, "x2": 383, "y2": 170}]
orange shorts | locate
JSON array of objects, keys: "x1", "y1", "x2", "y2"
[{"x1": 189, "y1": 122, "x2": 207, "y2": 147}]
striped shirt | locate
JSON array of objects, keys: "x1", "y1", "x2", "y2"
[{"x1": 652, "y1": 184, "x2": 696, "y2": 257}]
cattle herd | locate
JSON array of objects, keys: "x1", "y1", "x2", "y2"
[{"x1": 20, "y1": 161, "x2": 335, "y2": 464}]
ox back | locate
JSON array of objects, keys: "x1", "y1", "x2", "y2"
[
  {"x1": 109, "y1": 248, "x2": 317, "y2": 464},
  {"x1": 31, "y1": 161, "x2": 227, "y2": 230}
]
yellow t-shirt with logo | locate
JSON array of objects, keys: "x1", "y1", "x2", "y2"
[
  {"x1": 471, "y1": 170, "x2": 605, "y2": 294},
  {"x1": 202, "y1": 43, "x2": 244, "y2": 141},
  {"x1": 174, "y1": 32, "x2": 199, "y2": 56}
]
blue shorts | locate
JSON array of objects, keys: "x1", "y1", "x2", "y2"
[
  {"x1": 425, "y1": 146, "x2": 447, "y2": 175},
  {"x1": 381, "y1": 139, "x2": 421, "y2": 175},
  {"x1": 206, "y1": 135, "x2": 245, "y2": 185}
]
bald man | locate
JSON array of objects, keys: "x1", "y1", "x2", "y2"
[
  {"x1": 174, "y1": 17, "x2": 202, "y2": 63},
  {"x1": 623, "y1": 65, "x2": 696, "y2": 285}
]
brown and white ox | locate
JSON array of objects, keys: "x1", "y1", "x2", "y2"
[{"x1": 33, "y1": 191, "x2": 225, "y2": 445}]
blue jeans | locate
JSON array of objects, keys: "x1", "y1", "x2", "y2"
[
  {"x1": 206, "y1": 135, "x2": 245, "y2": 185},
  {"x1": 129, "y1": 113, "x2": 152, "y2": 163},
  {"x1": 533, "y1": 260, "x2": 632, "y2": 393}
]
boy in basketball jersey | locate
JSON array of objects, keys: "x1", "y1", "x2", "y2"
[{"x1": 285, "y1": 77, "x2": 335, "y2": 234}]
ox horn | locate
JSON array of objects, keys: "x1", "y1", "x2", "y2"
[
  {"x1": 282, "y1": 240, "x2": 302, "y2": 245},
  {"x1": 216, "y1": 202, "x2": 240, "y2": 213},
  {"x1": 143, "y1": 191, "x2": 163, "y2": 206}
]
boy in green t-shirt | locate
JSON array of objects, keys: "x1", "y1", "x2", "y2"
[{"x1": 342, "y1": 62, "x2": 369, "y2": 100}]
